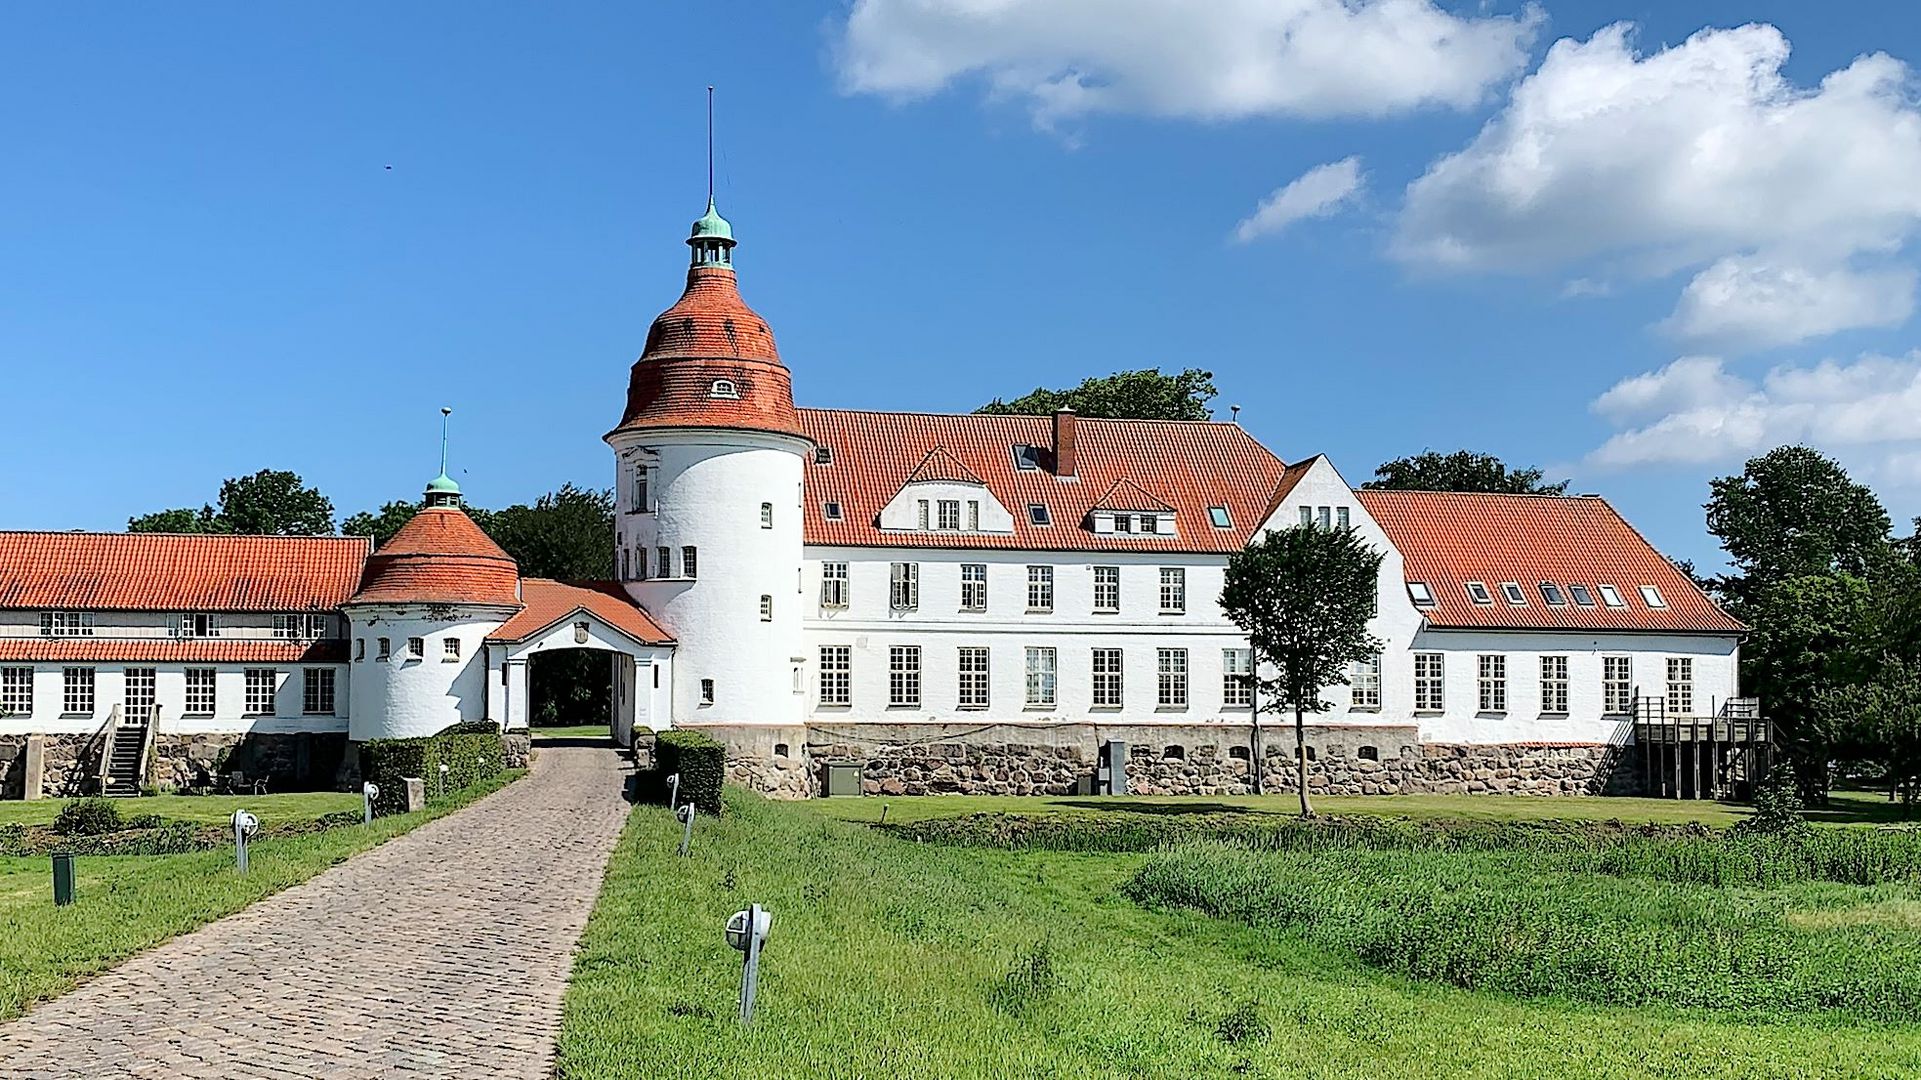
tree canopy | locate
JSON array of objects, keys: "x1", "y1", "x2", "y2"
[
  {"x1": 976, "y1": 367, "x2": 1218, "y2": 420},
  {"x1": 1220, "y1": 523, "x2": 1383, "y2": 815},
  {"x1": 1706, "y1": 446, "x2": 1894, "y2": 604},
  {"x1": 1361, "y1": 450, "x2": 1569, "y2": 495},
  {"x1": 471, "y1": 483, "x2": 614, "y2": 580},
  {"x1": 341, "y1": 501, "x2": 420, "y2": 549},
  {"x1": 129, "y1": 469, "x2": 336, "y2": 535}
]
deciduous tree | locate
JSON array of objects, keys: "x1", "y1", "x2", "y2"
[
  {"x1": 1706, "y1": 446, "x2": 1893, "y2": 605},
  {"x1": 977, "y1": 367, "x2": 1218, "y2": 420},
  {"x1": 1361, "y1": 450, "x2": 1568, "y2": 494},
  {"x1": 341, "y1": 501, "x2": 420, "y2": 549},
  {"x1": 128, "y1": 469, "x2": 334, "y2": 535}
]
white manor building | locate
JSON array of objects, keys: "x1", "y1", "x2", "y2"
[{"x1": 0, "y1": 198, "x2": 1753, "y2": 800}]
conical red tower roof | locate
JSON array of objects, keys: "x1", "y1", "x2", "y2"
[
  {"x1": 349, "y1": 507, "x2": 521, "y2": 607},
  {"x1": 608, "y1": 203, "x2": 805, "y2": 441}
]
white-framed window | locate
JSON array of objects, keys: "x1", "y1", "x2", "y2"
[
  {"x1": 1477, "y1": 654, "x2": 1507, "y2": 713},
  {"x1": 303, "y1": 668, "x2": 336, "y2": 716},
  {"x1": 822, "y1": 501, "x2": 844, "y2": 521},
  {"x1": 244, "y1": 668, "x2": 276, "y2": 717},
  {"x1": 1667, "y1": 657, "x2": 1693, "y2": 715},
  {"x1": 657, "y1": 546, "x2": 672, "y2": 578},
  {"x1": 0, "y1": 667, "x2": 31, "y2": 717},
  {"x1": 1569, "y1": 584, "x2": 1596, "y2": 608},
  {"x1": 123, "y1": 667, "x2": 156, "y2": 722},
  {"x1": 1603, "y1": 656, "x2": 1633, "y2": 716},
  {"x1": 407, "y1": 637, "x2": 425, "y2": 659},
  {"x1": 1540, "y1": 582, "x2": 1567, "y2": 607},
  {"x1": 1351, "y1": 653, "x2": 1382, "y2": 709},
  {"x1": 1092, "y1": 648, "x2": 1124, "y2": 708},
  {"x1": 1115, "y1": 514, "x2": 1133, "y2": 534},
  {"x1": 1012, "y1": 444, "x2": 1041, "y2": 470},
  {"x1": 917, "y1": 500, "x2": 930, "y2": 529},
  {"x1": 967, "y1": 500, "x2": 981, "y2": 531},
  {"x1": 1159, "y1": 567, "x2": 1186, "y2": 614},
  {"x1": 937, "y1": 500, "x2": 961, "y2": 530},
  {"x1": 815, "y1": 446, "x2": 834, "y2": 465},
  {"x1": 821, "y1": 562, "x2": 849, "y2": 608},
  {"x1": 184, "y1": 667, "x2": 216, "y2": 716},
  {"x1": 376, "y1": 637, "x2": 391, "y2": 661},
  {"x1": 1407, "y1": 582, "x2": 1435, "y2": 606},
  {"x1": 1208, "y1": 506, "x2": 1232, "y2": 528},
  {"x1": 889, "y1": 646, "x2": 921, "y2": 707},
  {"x1": 760, "y1": 502, "x2": 773, "y2": 529},
  {"x1": 274, "y1": 613, "x2": 329, "y2": 640},
  {"x1": 1337, "y1": 506, "x2": 1350, "y2": 529},
  {"x1": 1598, "y1": 583, "x2": 1626, "y2": 608},
  {"x1": 1222, "y1": 649, "x2": 1253, "y2": 708},
  {"x1": 700, "y1": 678, "x2": 715, "y2": 705},
  {"x1": 818, "y1": 645, "x2": 851, "y2": 706},
  {"x1": 1414, "y1": 652, "x2": 1445, "y2": 712},
  {"x1": 1500, "y1": 582, "x2": 1527, "y2": 606},
  {"x1": 960, "y1": 564, "x2": 987, "y2": 611},
  {"x1": 1640, "y1": 585, "x2": 1667, "y2": 608},
  {"x1": 1028, "y1": 504, "x2": 1052, "y2": 526},
  {"x1": 1139, "y1": 515, "x2": 1158, "y2": 534},
  {"x1": 40, "y1": 611, "x2": 94, "y2": 637},
  {"x1": 1317, "y1": 506, "x2": 1332, "y2": 529},
  {"x1": 1157, "y1": 648, "x2": 1188, "y2": 709},
  {"x1": 890, "y1": 562, "x2": 919, "y2": 611},
  {"x1": 62, "y1": 667, "x2": 95, "y2": 715},
  {"x1": 1540, "y1": 655, "x2": 1570, "y2": 714},
  {"x1": 1465, "y1": 581, "x2": 1492, "y2": 605},
  {"x1": 709, "y1": 378, "x2": 739, "y2": 399},
  {"x1": 633, "y1": 471, "x2": 650, "y2": 512},
  {"x1": 1092, "y1": 566, "x2": 1120, "y2": 613},
  {"x1": 179, "y1": 612, "x2": 220, "y2": 639},
  {"x1": 760, "y1": 594, "x2": 773, "y2": 621},
  {"x1": 1027, "y1": 566, "x2": 1054, "y2": 612},
  {"x1": 682, "y1": 546, "x2": 698, "y2": 579},
  {"x1": 1025, "y1": 646, "x2": 1057, "y2": 707},
  {"x1": 443, "y1": 637, "x2": 461, "y2": 661},
  {"x1": 1299, "y1": 506, "x2": 1312, "y2": 526},
  {"x1": 957, "y1": 647, "x2": 990, "y2": 710}
]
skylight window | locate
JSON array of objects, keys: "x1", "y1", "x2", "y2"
[
  {"x1": 1639, "y1": 585, "x2": 1667, "y2": 608},
  {"x1": 1207, "y1": 506, "x2": 1232, "y2": 528},
  {"x1": 815, "y1": 446, "x2": 834, "y2": 465},
  {"x1": 1540, "y1": 582, "x2": 1567, "y2": 606},
  {"x1": 1569, "y1": 584, "x2": 1595, "y2": 607},
  {"x1": 822, "y1": 501, "x2": 843, "y2": 521},
  {"x1": 1407, "y1": 582, "x2": 1435, "y2": 606},
  {"x1": 1012, "y1": 444, "x2": 1042, "y2": 471},
  {"x1": 1465, "y1": 581, "x2": 1492, "y2": 605},
  {"x1": 1500, "y1": 582, "x2": 1527, "y2": 606},
  {"x1": 1598, "y1": 584, "x2": 1626, "y2": 608},
  {"x1": 1028, "y1": 503, "x2": 1052, "y2": 526}
]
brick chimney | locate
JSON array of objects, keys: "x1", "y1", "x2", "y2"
[{"x1": 1053, "y1": 408, "x2": 1077, "y2": 477}]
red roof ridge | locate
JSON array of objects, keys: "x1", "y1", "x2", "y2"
[
  {"x1": 904, "y1": 446, "x2": 986, "y2": 486},
  {"x1": 1091, "y1": 477, "x2": 1176, "y2": 512},
  {"x1": 799, "y1": 405, "x2": 1250, "y2": 429},
  {"x1": 487, "y1": 578, "x2": 673, "y2": 646}
]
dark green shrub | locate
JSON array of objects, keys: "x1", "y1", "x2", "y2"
[
  {"x1": 1738, "y1": 765, "x2": 1809, "y2": 836},
  {"x1": 438, "y1": 720, "x2": 501, "y2": 737},
  {"x1": 359, "y1": 727, "x2": 505, "y2": 816},
  {"x1": 124, "y1": 813, "x2": 164, "y2": 830},
  {"x1": 656, "y1": 729, "x2": 725, "y2": 815},
  {"x1": 0, "y1": 823, "x2": 24, "y2": 856},
  {"x1": 53, "y1": 798, "x2": 123, "y2": 836}
]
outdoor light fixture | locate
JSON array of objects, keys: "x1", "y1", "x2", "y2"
[
  {"x1": 725, "y1": 904, "x2": 772, "y2": 1024},
  {"x1": 666, "y1": 772, "x2": 681, "y2": 810},
  {"x1": 362, "y1": 781, "x2": 379, "y2": 824},
  {"x1": 51, "y1": 851, "x2": 74, "y2": 906},
  {"x1": 230, "y1": 809, "x2": 259, "y2": 875},
  {"x1": 438, "y1": 762, "x2": 450, "y2": 799},
  {"x1": 676, "y1": 802, "x2": 695, "y2": 857}
]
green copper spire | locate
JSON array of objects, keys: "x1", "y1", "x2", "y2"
[
  {"x1": 425, "y1": 406, "x2": 461, "y2": 507},
  {"x1": 688, "y1": 86, "x2": 736, "y2": 268}
]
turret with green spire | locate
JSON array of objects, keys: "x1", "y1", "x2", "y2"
[
  {"x1": 425, "y1": 406, "x2": 462, "y2": 507},
  {"x1": 689, "y1": 197, "x2": 736, "y2": 268}
]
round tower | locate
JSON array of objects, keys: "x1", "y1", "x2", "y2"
[
  {"x1": 343, "y1": 464, "x2": 523, "y2": 741},
  {"x1": 605, "y1": 198, "x2": 810, "y2": 728}
]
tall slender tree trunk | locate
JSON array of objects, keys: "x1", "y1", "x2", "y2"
[
  {"x1": 1250, "y1": 675, "x2": 1263, "y2": 796},
  {"x1": 1295, "y1": 703, "x2": 1313, "y2": 817}
]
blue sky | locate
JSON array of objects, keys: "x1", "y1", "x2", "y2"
[{"x1": 6, "y1": 2, "x2": 1921, "y2": 566}]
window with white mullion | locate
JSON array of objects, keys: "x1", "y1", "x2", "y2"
[
  {"x1": 184, "y1": 668, "x2": 217, "y2": 716},
  {"x1": 1540, "y1": 655, "x2": 1569, "y2": 714},
  {"x1": 1414, "y1": 653, "x2": 1445, "y2": 712},
  {"x1": 821, "y1": 562, "x2": 849, "y2": 609},
  {"x1": 1026, "y1": 566, "x2": 1053, "y2": 613},
  {"x1": 1603, "y1": 656, "x2": 1634, "y2": 716},
  {"x1": 1350, "y1": 654, "x2": 1382, "y2": 709},
  {"x1": 959, "y1": 563, "x2": 988, "y2": 611},
  {"x1": 40, "y1": 611, "x2": 95, "y2": 637},
  {"x1": 1666, "y1": 657, "x2": 1694, "y2": 716},
  {"x1": 1159, "y1": 567, "x2": 1186, "y2": 614},
  {"x1": 818, "y1": 646, "x2": 851, "y2": 706},
  {"x1": 123, "y1": 667, "x2": 157, "y2": 723},
  {"x1": 937, "y1": 500, "x2": 961, "y2": 530},
  {"x1": 957, "y1": 647, "x2": 990, "y2": 710},
  {"x1": 1222, "y1": 648, "x2": 1253, "y2": 708},
  {"x1": 0, "y1": 667, "x2": 31, "y2": 717},
  {"x1": 62, "y1": 667, "x2": 95, "y2": 716},
  {"x1": 303, "y1": 668, "x2": 336, "y2": 716},
  {"x1": 888, "y1": 646, "x2": 922, "y2": 708},
  {"x1": 1024, "y1": 647, "x2": 1057, "y2": 707},
  {"x1": 1092, "y1": 566, "x2": 1120, "y2": 613},
  {"x1": 1156, "y1": 648, "x2": 1188, "y2": 709},
  {"x1": 1091, "y1": 648, "x2": 1124, "y2": 708},
  {"x1": 1477, "y1": 654, "x2": 1507, "y2": 713},
  {"x1": 890, "y1": 563, "x2": 919, "y2": 612},
  {"x1": 244, "y1": 668, "x2": 277, "y2": 717}
]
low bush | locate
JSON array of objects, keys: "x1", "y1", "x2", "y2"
[
  {"x1": 655, "y1": 729, "x2": 725, "y2": 815},
  {"x1": 52, "y1": 798, "x2": 123, "y2": 837},
  {"x1": 1126, "y1": 843, "x2": 1921, "y2": 1021},
  {"x1": 359, "y1": 726, "x2": 506, "y2": 815}
]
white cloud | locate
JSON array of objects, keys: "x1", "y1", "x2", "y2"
[
  {"x1": 1396, "y1": 23, "x2": 1921, "y2": 349},
  {"x1": 835, "y1": 0, "x2": 1542, "y2": 125},
  {"x1": 1233, "y1": 157, "x2": 1364, "y2": 243},
  {"x1": 1586, "y1": 353, "x2": 1921, "y2": 469}
]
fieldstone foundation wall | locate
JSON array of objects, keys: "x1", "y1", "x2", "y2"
[
  {"x1": 0, "y1": 733, "x2": 99, "y2": 799},
  {"x1": 679, "y1": 721, "x2": 1643, "y2": 800}
]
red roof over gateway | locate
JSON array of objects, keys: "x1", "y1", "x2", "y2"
[
  {"x1": 488, "y1": 579, "x2": 673, "y2": 646},
  {"x1": 0, "y1": 532, "x2": 369, "y2": 612},
  {"x1": 1356, "y1": 490, "x2": 1743, "y2": 634}
]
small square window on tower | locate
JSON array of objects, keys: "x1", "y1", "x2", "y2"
[{"x1": 699, "y1": 678, "x2": 715, "y2": 705}]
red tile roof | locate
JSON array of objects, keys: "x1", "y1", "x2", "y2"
[
  {"x1": 0, "y1": 532, "x2": 369, "y2": 612},
  {"x1": 1355, "y1": 490, "x2": 1744, "y2": 634},
  {"x1": 800, "y1": 410, "x2": 1290, "y2": 552},
  {"x1": 608, "y1": 266, "x2": 805, "y2": 441},
  {"x1": 904, "y1": 447, "x2": 986, "y2": 486},
  {"x1": 0, "y1": 639, "x2": 348, "y2": 663},
  {"x1": 1092, "y1": 477, "x2": 1176, "y2": 513},
  {"x1": 349, "y1": 508, "x2": 522, "y2": 607},
  {"x1": 487, "y1": 579, "x2": 673, "y2": 646}
]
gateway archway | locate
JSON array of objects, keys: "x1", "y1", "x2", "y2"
[{"x1": 483, "y1": 580, "x2": 674, "y2": 748}]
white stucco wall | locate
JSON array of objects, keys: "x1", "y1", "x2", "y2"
[
  {"x1": 343, "y1": 604, "x2": 511, "y2": 740},
  {"x1": 0, "y1": 662, "x2": 348, "y2": 736}
]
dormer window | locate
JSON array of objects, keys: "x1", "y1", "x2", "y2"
[
  {"x1": 1012, "y1": 444, "x2": 1042, "y2": 471},
  {"x1": 1028, "y1": 504, "x2": 1052, "y2": 526},
  {"x1": 1500, "y1": 582, "x2": 1527, "y2": 606},
  {"x1": 1139, "y1": 515, "x2": 1159, "y2": 534},
  {"x1": 1115, "y1": 514, "x2": 1133, "y2": 533},
  {"x1": 1465, "y1": 581, "x2": 1492, "y2": 605},
  {"x1": 814, "y1": 446, "x2": 834, "y2": 465},
  {"x1": 1569, "y1": 584, "x2": 1596, "y2": 607},
  {"x1": 937, "y1": 500, "x2": 961, "y2": 530},
  {"x1": 822, "y1": 501, "x2": 844, "y2": 521},
  {"x1": 1407, "y1": 582, "x2": 1435, "y2": 606},
  {"x1": 1639, "y1": 585, "x2": 1667, "y2": 608},
  {"x1": 1208, "y1": 506, "x2": 1232, "y2": 529},
  {"x1": 709, "y1": 379, "x2": 740, "y2": 400},
  {"x1": 180, "y1": 612, "x2": 220, "y2": 639},
  {"x1": 1598, "y1": 584, "x2": 1626, "y2": 608},
  {"x1": 1540, "y1": 582, "x2": 1567, "y2": 607}
]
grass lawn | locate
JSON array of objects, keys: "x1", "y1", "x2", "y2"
[
  {"x1": 0, "y1": 790, "x2": 360, "y2": 828},
  {"x1": 0, "y1": 770, "x2": 521, "y2": 1020},
  {"x1": 533, "y1": 724, "x2": 612, "y2": 742},
  {"x1": 558, "y1": 792, "x2": 1921, "y2": 1079}
]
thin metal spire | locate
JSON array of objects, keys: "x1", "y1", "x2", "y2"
[
  {"x1": 706, "y1": 85, "x2": 715, "y2": 204},
  {"x1": 439, "y1": 406, "x2": 452, "y2": 477}
]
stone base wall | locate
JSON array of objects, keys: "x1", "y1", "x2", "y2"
[
  {"x1": 683, "y1": 721, "x2": 1643, "y2": 800},
  {"x1": 504, "y1": 733, "x2": 531, "y2": 769},
  {"x1": 1, "y1": 731, "x2": 349, "y2": 798},
  {"x1": 0, "y1": 733, "x2": 100, "y2": 799}
]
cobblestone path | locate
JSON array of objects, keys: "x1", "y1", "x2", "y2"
[{"x1": 0, "y1": 743, "x2": 630, "y2": 1079}]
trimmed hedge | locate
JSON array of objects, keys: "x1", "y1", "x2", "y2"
[
  {"x1": 359, "y1": 722, "x2": 506, "y2": 816},
  {"x1": 656, "y1": 729, "x2": 725, "y2": 815}
]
